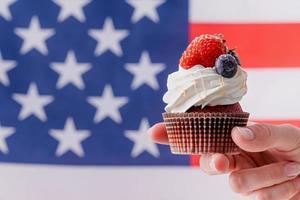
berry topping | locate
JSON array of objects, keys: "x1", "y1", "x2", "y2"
[
  {"x1": 215, "y1": 54, "x2": 238, "y2": 78},
  {"x1": 228, "y1": 49, "x2": 241, "y2": 65},
  {"x1": 179, "y1": 34, "x2": 227, "y2": 69}
]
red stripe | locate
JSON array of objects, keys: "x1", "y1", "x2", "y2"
[
  {"x1": 253, "y1": 120, "x2": 300, "y2": 127},
  {"x1": 190, "y1": 155, "x2": 200, "y2": 167},
  {"x1": 190, "y1": 23, "x2": 300, "y2": 68}
]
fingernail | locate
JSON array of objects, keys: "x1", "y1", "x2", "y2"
[
  {"x1": 209, "y1": 157, "x2": 217, "y2": 172},
  {"x1": 284, "y1": 162, "x2": 300, "y2": 177},
  {"x1": 236, "y1": 127, "x2": 255, "y2": 140},
  {"x1": 147, "y1": 127, "x2": 153, "y2": 135}
]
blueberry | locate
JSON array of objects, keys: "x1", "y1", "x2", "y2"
[
  {"x1": 215, "y1": 54, "x2": 238, "y2": 78},
  {"x1": 228, "y1": 49, "x2": 241, "y2": 65}
]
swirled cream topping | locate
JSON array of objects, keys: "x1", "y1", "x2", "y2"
[{"x1": 163, "y1": 65, "x2": 247, "y2": 113}]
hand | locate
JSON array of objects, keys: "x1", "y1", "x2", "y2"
[{"x1": 148, "y1": 122, "x2": 300, "y2": 200}]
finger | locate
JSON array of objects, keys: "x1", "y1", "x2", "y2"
[
  {"x1": 200, "y1": 154, "x2": 230, "y2": 175},
  {"x1": 229, "y1": 162, "x2": 300, "y2": 194},
  {"x1": 200, "y1": 153, "x2": 254, "y2": 175},
  {"x1": 247, "y1": 121, "x2": 256, "y2": 126},
  {"x1": 290, "y1": 191, "x2": 300, "y2": 200},
  {"x1": 247, "y1": 176, "x2": 300, "y2": 200},
  {"x1": 148, "y1": 123, "x2": 169, "y2": 145},
  {"x1": 231, "y1": 124, "x2": 300, "y2": 152}
]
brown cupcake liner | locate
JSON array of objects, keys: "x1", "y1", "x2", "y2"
[{"x1": 162, "y1": 112, "x2": 250, "y2": 155}]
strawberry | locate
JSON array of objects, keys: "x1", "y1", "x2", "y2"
[{"x1": 179, "y1": 34, "x2": 227, "y2": 69}]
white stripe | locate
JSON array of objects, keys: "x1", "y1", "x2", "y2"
[
  {"x1": 0, "y1": 164, "x2": 235, "y2": 200},
  {"x1": 190, "y1": 0, "x2": 300, "y2": 23},
  {"x1": 241, "y1": 68, "x2": 300, "y2": 120}
]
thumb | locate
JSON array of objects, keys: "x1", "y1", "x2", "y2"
[{"x1": 231, "y1": 124, "x2": 300, "y2": 152}]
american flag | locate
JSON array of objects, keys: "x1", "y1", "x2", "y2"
[
  {"x1": 0, "y1": 0, "x2": 189, "y2": 166},
  {"x1": 0, "y1": 0, "x2": 299, "y2": 199}
]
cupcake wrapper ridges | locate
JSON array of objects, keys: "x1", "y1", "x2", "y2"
[{"x1": 163, "y1": 112, "x2": 250, "y2": 154}]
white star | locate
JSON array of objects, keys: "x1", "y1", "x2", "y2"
[
  {"x1": 50, "y1": 51, "x2": 91, "y2": 90},
  {"x1": 0, "y1": 0, "x2": 16, "y2": 21},
  {"x1": 12, "y1": 83, "x2": 54, "y2": 121},
  {"x1": 0, "y1": 124, "x2": 15, "y2": 154},
  {"x1": 126, "y1": 0, "x2": 165, "y2": 23},
  {"x1": 125, "y1": 51, "x2": 165, "y2": 90},
  {"x1": 88, "y1": 18, "x2": 129, "y2": 56},
  {"x1": 0, "y1": 52, "x2": 16, "y2": 86},
  {"x1": 52, "y1": 0, "x2": 91, "y2": 22},
  {"x1": 87, "y1": 85, "x2": 128, "y2": 124},
  {"x1": 14, "y1": 16, "x2": 55, "y2": 55},
  {"x1": 125, "y1": 118, "x2": 159, "y2": 158},
  {"x1": 49, "y1": 118, "x2": 91, "y2": 157}
]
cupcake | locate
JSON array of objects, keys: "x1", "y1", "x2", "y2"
[{"x1": 162, "y1": 34, "x2": 249, "y2": 155}]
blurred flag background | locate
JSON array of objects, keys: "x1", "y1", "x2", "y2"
[{"x1": 0, "y1": 0, "x2": 299, "y2": 199}]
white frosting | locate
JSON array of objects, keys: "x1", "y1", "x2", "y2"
[{"x1": 163, "y1": 65, "x2": 247, "y2": 113}]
